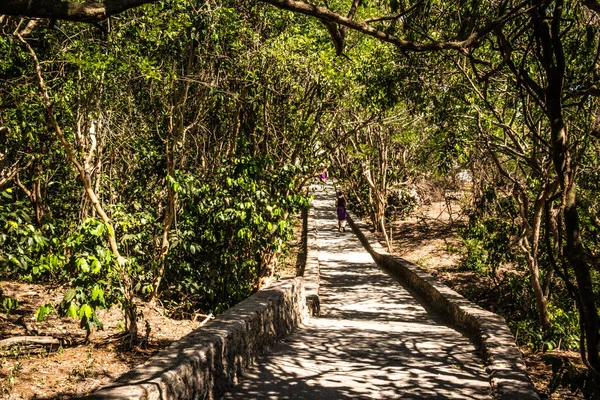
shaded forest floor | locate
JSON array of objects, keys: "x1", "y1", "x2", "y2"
[
  {"x1": 382, "y1": 198, "x2": 584, "y2": 399},
  {"x1": 0, "y1": 217, "x2": 302, "y2": 399},
  {"x1": 0, "y1": 285, "x2": 201, "y2": 399}
]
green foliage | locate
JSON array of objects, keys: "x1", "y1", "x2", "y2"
[
  {"x1": 1, "y1": 295, "x2": 19, "y2": 315},
  {"x1": 459, "y1": 217, "x2": 515, "y2": 276},
  {"x1": 386, "y1": 188, "x2": 419, "y2": 219},
  {"x1": 353, "y1": 43, "x2": 404, "y2": 112},
  {"x1": 511, "y1": 303, "x2": 580, "y2": 353},
  {"x1": 1, "y1": 9, "x2": 594, "y2": 397},
  {"x1": 0, "y1": 188, "x2": 123, "y2": 332},
  {"x1": 0, "y1": 0, "x2": 328, "y2": 335},
  {"x1": 513, "y1": 319, "x2": 548, "y2": 352},
  {"x1": 461, "y1": 237, "x2": 488, "y2": 273},
  {"x1": 163, "y1": 157, "x2": 310, "y2": 314},
  {"x1": 56, "y1": 219, "x2": 122, "y2": 334},
  {"x1": 35, "y1": 303, "x2": 54, "y2": 322},
  {"x1": 546, "y1": 304, "x2": 580, "y2": 351},
  {"x1": 0, "y1": 189, "x2": 61, "y2": 280}
]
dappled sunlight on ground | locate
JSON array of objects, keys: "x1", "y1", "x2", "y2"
[{"x1": 224, "y1": 182, "x2": 491, "y2": 399}]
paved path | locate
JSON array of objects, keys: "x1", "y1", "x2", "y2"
[{"x1": 224, "y1": 184, "x2": 492, "y2": 399}]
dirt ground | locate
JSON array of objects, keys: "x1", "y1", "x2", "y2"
[
  {"x1": 384, "y1": 198, "x2": 584, "y2": 399},
  {"x1": 0, "y1": 218, "x2": 302, "y2": 400}
]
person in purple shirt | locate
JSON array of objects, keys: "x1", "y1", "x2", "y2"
[
  {"x1": 336, "y1": 191, "x2": 347, "y2": 232},
  {"x1": 319, "y1": 164, "x2": 327, "y2": 181}
]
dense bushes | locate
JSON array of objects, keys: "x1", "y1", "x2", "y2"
[
  {"x1": 0, "y1": 157, "x2": 310, "y2": 331},
  {"x1": 0, "y1": 0, "x2": 325, "y2": 338},
  {"x1": 161, "y1": 157, "x2": 310, "y2": 314},
  {"x1": 459, "y1": 187, "x2": 584, "y2": 360}
]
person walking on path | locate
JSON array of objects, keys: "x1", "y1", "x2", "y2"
[
  {"x1": 318, "y1": 164, "x2": 327, "y2": 181},
  {"x1": 336, "y1": 191, "x2": 347, "y2": 232}
]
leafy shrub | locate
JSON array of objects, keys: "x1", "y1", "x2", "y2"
[
  {"x1": 0, "y1": 290, "x2": 19, "y2": 315},
  {"x1": 0, "y1": 189, "x2": 51, "y2": 278},
  {"x1": 0, "y1": 191, "x2": 125, "y2": 335},
  {"x1": 547, "y1": 303, "x2": 580, "y2": 351},
  {"x1": 510, "y1": 303, "x2": 580, "y2": 352},
  {"x1": 461, "y1": 237, "x2": 488, "y2": 273},
  {"x1": 56, "y1": 218, "x2": 123, "y2": 335},
  {"x1": 387, "y1": 188, "x2": 420, "y2": 219},
  {"x1": 459, "y1": 216, "x2": 516, "y2": 276},
  {"x1": 160, "y1": 156, "x2": 310, "y2": 315}
]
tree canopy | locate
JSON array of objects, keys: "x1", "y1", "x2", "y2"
[{"x1": 2, "y1": 0, "x2": 600, "y2": 397}]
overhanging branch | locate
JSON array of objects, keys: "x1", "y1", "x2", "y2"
[
  {"x1": 0, "y1": 0, "x2": 158, "y2": 22},
  {"x1": 1, "y1": 0, "x2": 541, "y2": 53},
  {"x1": 261, "y1": 0, "x2": 541, "y2": 52}
]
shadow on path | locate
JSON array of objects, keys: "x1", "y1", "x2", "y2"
[{"x1": 223, "y1": 183, "x2": 491, "y2": 399}]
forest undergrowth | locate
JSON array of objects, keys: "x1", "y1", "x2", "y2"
[
  {"x1": 3, "y1": 0, "x2": 600, "y2": 397},
  {"x1": 0, "y1": 216, "x2": 304, "y2": 400}
]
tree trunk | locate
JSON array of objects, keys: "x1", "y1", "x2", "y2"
[
  {"x1": 150, "y1": 46, "x2": 194, "y2": 300},
  {"x1": 531, "y1": 3, "x2": 600, "y2": 383},
  {"x1": 15, "y1": 162, "x2": 46, "y2": 227},
  {"x1": 16, "y1": 32, "x2": 138, "y2": 344},
  {"x1": 563, "y1": 180, "x2": 600, "y2": 380}
]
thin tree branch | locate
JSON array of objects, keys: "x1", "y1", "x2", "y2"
[
  {"x1": 362, "y1": 1, "x2": 423, "y2": 24},
  {"x1": 0, "y1": 156, "x2": 32, "y2": 188},
  {"x1": 261, "y1": 0, "x2": 542, "y2": 52},
  {"x1": 0, "y1": 0, "x2": 157, "y2": 23}
]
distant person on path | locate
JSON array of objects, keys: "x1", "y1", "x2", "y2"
[
  {"x1": 319, "y1": 164, "x2": 327, "y2": 181},
  {"x1": 336, "y1": 191, "x2": 347, "y2": 232}
]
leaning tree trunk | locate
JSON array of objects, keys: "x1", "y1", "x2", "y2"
[{"x1": 517, "y1": 186, "x2": 553, "y2": 331}]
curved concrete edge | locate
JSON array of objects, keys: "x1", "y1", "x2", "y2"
[
  {"x1": 304, "y1": 206, "x2": 320, "y2": 316},
  {"x1": 347, "y1": 212, "x2": 540, "y2": 400},
  {"x1": 87, "y1": 278, "x2": 306, "y2": 400}
]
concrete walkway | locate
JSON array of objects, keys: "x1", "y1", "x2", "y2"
[{"x1": 224, "y1": 184, "x2": 492, "y2": 399}]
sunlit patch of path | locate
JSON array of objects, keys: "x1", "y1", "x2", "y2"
[{"x1": 223, "y1": 182, "x2": 492, "y2": 399}]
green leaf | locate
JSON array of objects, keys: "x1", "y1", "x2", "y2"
[
  {"x1": 90, "y1": 223, "x2": 105, "y2": 237},
  {"x1": 35, "y1": 303, "x2": 53, "y2": 322},
  {"x1": 91, "y1": 258, "x2": 101, "y2": 274},
  {"x1": 67, "y1": 303, "x2": 78, "y2": 319},
  {"x1": 91, "y1": 286, "x2": 104, "y2": 301},
  {"x1": 2, "y1": 297, "x2": 19, "y2": 313},
  {"x1": 64, "y1": 289, "x2": 77, "y2": 303},
  {"x1": 79, "y1": 304, "x2": 93, "y2": 319},
  {"x1": 76, "y1": 257, "x2": 90, "y2": 272}
]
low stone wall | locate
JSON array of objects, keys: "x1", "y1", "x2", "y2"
[
  {"x1": 88, "y1": 278, "x2": 306, "y2": 400},
  {"x1": 347, "y1": 213, "x2": 540, "y2": 400},
  {"x1": 89, "y1": 206, "x2": 321, "y2": 400},
  {"x1": 304, "y1": 206, "x2": 320, "y2": 316}
]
